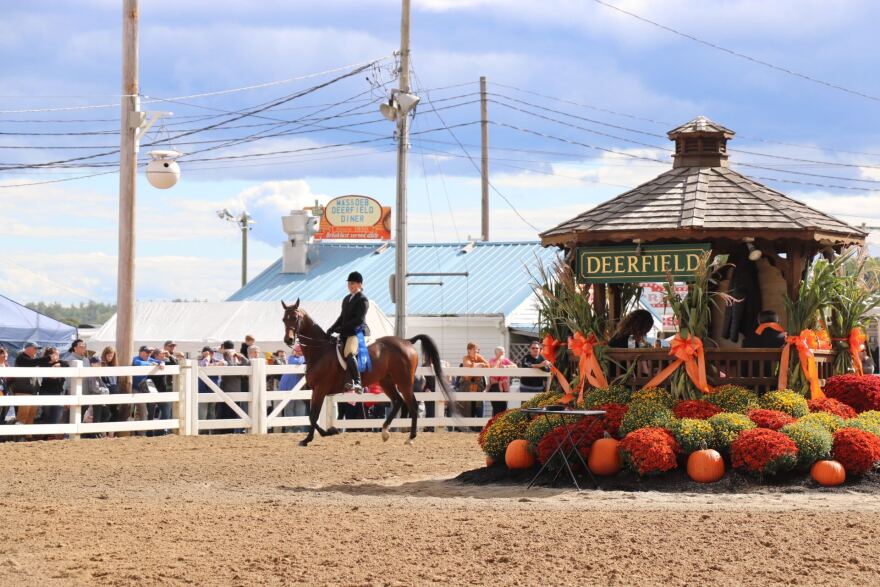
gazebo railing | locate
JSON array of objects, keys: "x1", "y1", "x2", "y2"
[{"x1": 605, "y1": 349, "x2": 836, "y2": 394}]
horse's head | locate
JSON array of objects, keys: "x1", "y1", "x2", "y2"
[{"x1": 281, "y1": 298, "x2": 301, "y2": 347}]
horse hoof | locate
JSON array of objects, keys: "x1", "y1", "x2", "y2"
[
  {"x1": 327, "y1": 427, "x2": 340, "y2": 436},
  {"x1": 381, "y1": 428, "x2": 390, "y2": 442},
  {"x1": 298, "y1": 439, "x2": 310, "y2": 447},
  {"x1": 405, "y1": 438, "x2": 415, "y2": 446}
]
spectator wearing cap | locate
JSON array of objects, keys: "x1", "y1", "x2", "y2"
[
  {"x1": 132, "y1": 346, "x2": 164, "y2": 427},
  {"x1": 11, "y1": 342, "x2": 44, "y2": 426},
  {"x1": 278, "y1": 343, "x2": 308, "y2": 432}
]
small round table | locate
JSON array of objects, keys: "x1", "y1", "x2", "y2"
[{"x1": 520, "y1": 408, "x2": 606, "y2": 491}]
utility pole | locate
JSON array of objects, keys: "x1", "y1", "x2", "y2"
[
  {"x1": 115, "y1": 0, "x2": 138, "y2": 392},
  {"x1": 480, "y1": 76, "x2": 489, "y2": 242},
  {"x1": 240, "y1": 213, "x2": 250, "y2": 287},
  {"x1": 394, "y1": 0, "x2": 411, "y2": 339}
]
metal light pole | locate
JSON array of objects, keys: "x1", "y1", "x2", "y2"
[{"x1": 217, "y1": 209, "x2": 255, "y2": 287}]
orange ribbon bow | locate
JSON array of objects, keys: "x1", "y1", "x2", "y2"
[
  {"x1": 756, "y1": 323, "x2": 825, "y2": 400},
  {"x1": 541, "y1": 334, "x2": 565, "y2": 367},
  {"x1": 644, "y1": 334, "x2": 714, "y2": 394},
  {"x1": 566, "y1": 331, "x2": 608, "y2": 404},
  {"x1": 849, "y1": 328, "x2": 867, "y2": 376}
]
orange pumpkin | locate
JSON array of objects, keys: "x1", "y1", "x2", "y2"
[
  {"x1": 811, "y1": 460, "x2": 846, "y2": 487},
  {"x1": 588, "y1": 436, "x2": 622, "y2": 476},
  {"x1": 687, "y1": 449, "x2": 725, "y2": 483},
  {"x1": 505, "y1": 439, "x2": 536, "y2": 469}
]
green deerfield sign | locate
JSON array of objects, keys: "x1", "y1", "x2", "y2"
[{"x1": 576, "y1": 244, "x2": 710, "y2": 283}]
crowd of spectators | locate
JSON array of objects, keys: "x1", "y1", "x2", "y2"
[{"x1": 0, "y1": 335, "x2": 552, "y2": 439}]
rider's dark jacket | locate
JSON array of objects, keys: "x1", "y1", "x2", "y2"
[{"x1": 327, "y1": 290, "x2": 369, "y2": 338}]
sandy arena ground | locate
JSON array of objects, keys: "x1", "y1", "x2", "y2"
[{"x1": 1, "y1": 431, "x2": 879, "y2": 586}]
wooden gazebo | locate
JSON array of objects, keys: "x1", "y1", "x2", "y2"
[{"x1": 540, "y1": 116, "x2": 867, "y2": 391}]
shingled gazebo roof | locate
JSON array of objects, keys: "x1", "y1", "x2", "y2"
[{"x1": 541, "y1": 116, "x2": 866, "y2": 248}]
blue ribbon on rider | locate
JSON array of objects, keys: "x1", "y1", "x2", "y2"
[{"x1": 355, "y1": 326, "x2": 371, "y2": 373}]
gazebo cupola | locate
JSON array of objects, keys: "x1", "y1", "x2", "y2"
[{"x1": 668, "y1": 115, "x2": 735, "y2": 168}]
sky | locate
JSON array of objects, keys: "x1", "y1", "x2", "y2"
[{"x1": 1, "y1": 0, "x2": 879, "y2": 304}]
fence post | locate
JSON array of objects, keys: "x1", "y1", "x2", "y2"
[
  {"x1": 69, "y1": 359, "x2": 83, "y2": 440},
  {"x1": 188, "y1": 359, "x2": 200, "y2": 436},
  {"x1": 322, "y1": 395, "x2": 336, "y2": 431},
  {"x1": 250, "y1": 358, "x2": 266, "y2": 435},
  {"x1": 176, "y1": 362, "x2": 189, "y2": 436}
]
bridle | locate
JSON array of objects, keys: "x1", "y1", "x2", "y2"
[{"x1": 284, "y1": 308, "x2": 335, "y2": 350}]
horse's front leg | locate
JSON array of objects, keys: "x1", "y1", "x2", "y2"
[{"x1": 299, "y1": 391, "x2": 327, "y2": 446}]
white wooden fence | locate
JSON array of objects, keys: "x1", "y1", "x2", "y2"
[{"x1": 0, "y1": 360, "x2": 552, "y2": 438}]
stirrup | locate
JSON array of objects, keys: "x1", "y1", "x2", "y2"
[{"x1": 345, "y1": 382, "x2": 364, "y2": 394}]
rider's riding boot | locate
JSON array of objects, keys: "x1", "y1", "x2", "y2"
[{"x1": 345, "y1": 355, "x2": 363, "y2": 393}]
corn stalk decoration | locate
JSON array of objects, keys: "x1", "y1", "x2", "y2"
[
  {"x1": 530, "y1": 257, "x2": 608, "y2": 386},
  {"x1": 662, "y1": 251, "x2": 736, "y2": 400},
  {"x1": 822, "y1": 250, "x2": 880, "y2": 375}
]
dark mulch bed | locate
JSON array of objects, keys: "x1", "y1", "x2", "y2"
[{"x1": 455, "y1": 463, "x2": 880, "y2": 493}]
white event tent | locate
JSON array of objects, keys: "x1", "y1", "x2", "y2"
[{"x1": 90, "y1": 300, "x2": 394, "y2": 356}]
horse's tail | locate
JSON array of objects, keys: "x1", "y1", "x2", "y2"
[{"x1": 408, "y1": 334, "x2": 458, "y2": 417}]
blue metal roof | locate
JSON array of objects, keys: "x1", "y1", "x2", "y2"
[{"x1": 228, "y1": 242, "x2": 560, "y2": 317}]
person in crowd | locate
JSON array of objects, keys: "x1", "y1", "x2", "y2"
[
  {"x1": 278, "y1": 344, "x2": 307, "y2": 432},
  {"x1": 608, "y1": 309, "x2": 655, "y2": 348},
  {"x1": 99, "y1": 346, "x2": 122, "y2": 427},
  {"x1": 132, "y1": 346, "x2": 164, "y2": 428},
  {"x1": 460, "y1": 341, "x2": 489, "y2": 419},
  {"x1": 742, "y1": 310, "x2": 786, "y2": 348},
  {"x1": 488, "y1": 346, "x2": 516, "y2": 416},
  {"x1": 37, "y1": 347, "x2": 66, "y2": 432},
  {"x1": 0, "y1": 347, "x2": 10, "y2": 424},
  {"x1": 326, "y1": 271, "x2": 369, "y2": 393},
  {"x1": 148, "y1": 348, "x2": 171, "y2": 436},
  {"x1": 519, "y1": 341, "x2": 551, "y2": 393},
  {"x1": 216, "y1": 347, "x2": 248, "y2": 433},
  {"x1": 13, "y1": 342, "x2": 45, "y2": 427},
  {"x1": 240, "y1": 334, "x2": 255, "y2": 357},
  {"x1": 197, "y1": 346, "x2": 222, "y2": 423},
  {"x1": 85, "y1": 356, "x2": 112, "y2": 435},
  {"x1": 267, "y1": 349, "x2": 286, "y2": 392},
  {"x1": 62, "y1": 339, "x2": 97, "y2": 398},
  {"x1": 414, "y1": 353, "x2": 437, "y2": 431}
]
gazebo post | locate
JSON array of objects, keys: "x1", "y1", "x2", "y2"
[
  {"x1": 786, "y1": 243, "x2": 805, "y2": 301},
  {"x1": 593, "y1": 283, "x2": 607, "y2": 318}
]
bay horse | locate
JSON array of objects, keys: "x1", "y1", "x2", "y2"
[{"x1": 281, "y1": 299, "x2": 456, "y2": 446}]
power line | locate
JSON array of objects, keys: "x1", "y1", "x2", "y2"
[
  {"x1": 413, "y1": 71, "x2": 541, "y2": 234},
  {"x1": 590, "y1": 0, "x2": 880, "y2": 103},
  {"x1": 0, "y1": 56, "x2": 393, "y2": 113}
]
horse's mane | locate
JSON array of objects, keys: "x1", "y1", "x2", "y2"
[{"x1": 297, "y1": 309, "x2": 329, "y2": 339}]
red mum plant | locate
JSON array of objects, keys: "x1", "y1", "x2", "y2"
[
  {"x1": 597, "y1": 402, "x2": 628, "y2": 438},
  {"x1": 619, "y1": 427, "x2": 681, "y2": 476},
  {"x1": 832, "y1": 428, "x2": 880, "y2": 475},
  {"x1": 730, "y1": 428, "x2": 799, "y2": 475},
  {"x1": 673, "y1": 400, "x2": 722, "y2": 420},
  {"x1": 535, "y1": 416, "x2": 606, "y2": 469},
  {"x1": 808, "y1": 397, "x2": 858, "y2": 420},
  {"x1": 824, "y1": 375, "x2": 880, "y2": 413},
  {"x1": 747, "y1": 409, "x2": 796, "y2": 431}
]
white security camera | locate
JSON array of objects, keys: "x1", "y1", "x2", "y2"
[{"x1": 146, "y1": 150, "x2": 181, "y2": 189}]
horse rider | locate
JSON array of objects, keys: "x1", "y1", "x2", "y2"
[{"x1": 327, "y1": 271, "x2": 369, "y2": 393}]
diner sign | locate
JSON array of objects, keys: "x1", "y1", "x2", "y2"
[
  {"x1": 313, "y1": 195, "x2": 392, "y2": 240},
  {"x1": 576, "y1": 244, "x2": 710, "y2": 283}
]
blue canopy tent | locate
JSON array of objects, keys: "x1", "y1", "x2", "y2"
[{"x1": 0, "y1": 294, "x2": 77, "y2": 356}]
